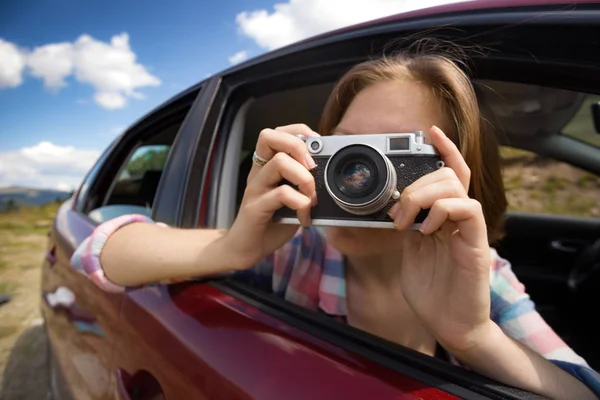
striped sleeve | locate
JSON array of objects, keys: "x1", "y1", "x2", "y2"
[
  {"x1": 70, "y1": 214, "x2": 170, "y2": 292},
  {"x1": 490, "y1": 248, "x2": 600, "y2": 395}
]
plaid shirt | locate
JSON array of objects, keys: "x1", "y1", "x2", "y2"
[{"x1": 71, "y1": 214, "x2": 600, "y2": 394}]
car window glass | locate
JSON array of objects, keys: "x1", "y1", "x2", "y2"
[
  {"x1": 107, "y1": 144, "x2": 170, "y2": 206},
  {"x1": 87, "y1": 143, "x2": 172, "y2": 223},
  {"x1": 500, "y1": 146, "x2": 600, "y2": 217},
  {"x1": 561, "y1": 94, "x2": 600, "y2": 148},
  {"x1": 74, "y1": 147, "x2": 112, "y2": 213}
]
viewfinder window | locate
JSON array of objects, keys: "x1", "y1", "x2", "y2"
[{"x1": 389, "y1": 137, "x2": 409, "y2": 151}]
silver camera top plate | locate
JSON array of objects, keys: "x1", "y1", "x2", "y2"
[{"x1": 306, "y1": 132, "x2": 438, "y2": 156}]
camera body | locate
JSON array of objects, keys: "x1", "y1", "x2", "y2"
[{"x1": 273, "y1": 131, "x2": 444, "y2": 229}]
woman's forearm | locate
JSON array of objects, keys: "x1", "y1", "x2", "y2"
[
  {"x1": 451, "y1": 322, "x2": 595, "y2": 400},
  {"x1": 100, "y1": 223, "x2": 237, "y2": 286}
]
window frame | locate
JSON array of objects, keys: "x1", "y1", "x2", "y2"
[{"x1": 73, "y1": 86, "x2": 203, "y2": 224}]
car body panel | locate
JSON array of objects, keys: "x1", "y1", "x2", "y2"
[
  {"x1": 42, "y1": 201, "x2": 125, "y2": 399},
  {"x1": 110, "y1": 283, "x2": 458, "y2": 399}
]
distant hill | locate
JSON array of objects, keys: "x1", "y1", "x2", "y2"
[{"x1": 0, "y1": 186, "x2": 71, "y2": 211}]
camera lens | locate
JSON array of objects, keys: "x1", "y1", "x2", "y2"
[
  {"x1": 325, "y1": 144, "x2": 396, "y2": 215},
  {"x1": 335, "y1": 159, "x2": 376, "y2": 197}
]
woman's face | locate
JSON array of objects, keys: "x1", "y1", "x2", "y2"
[{"x1": 325, "y1": 79, "x2": 447, "y2": 257}]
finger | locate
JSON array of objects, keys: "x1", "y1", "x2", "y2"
[
  {"x1": 255, "y1": 128, "x2": 317, "y2": 171},
  {"x1": 274, "y1": 123, "x2": 320, "y2": 138},
  {"x1": 251, "y1": 185, "x2": 313, "y2": 226},
  {"x1": 391, "y1": 167, "x2": 463, "y2": 213},
  {"x1": 393, "y1": 177, "x2": 468, "y2": 230},
  {"x1": 250, "y1": 152, "x2": 316, "y2": 201},
  {"x1": 429, "y1": 125, "x2": 471, "y2": 191},
  {"x1": 419, "y1": 198, "x2": 487, "y2": 247}
]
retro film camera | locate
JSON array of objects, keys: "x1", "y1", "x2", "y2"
[{"x1": 273, "y1": 131, "x2": 444, "y2": 229}]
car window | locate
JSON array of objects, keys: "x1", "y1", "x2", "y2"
[
  {"x1": 500, "y1": 146, "x2": 600, "y2": 218},
  {"x1": 561, "y1": 94, "x2": 600, "y2": 148},
  {"x1": 101, "y1": 144, "x2": 170, "y2": 209},
  {"x1": 82, "y1": 116, "x2": 188, "y2": 224},
  {"x1": 74, "y1": 144, "x2": 113, "y2": 213},
  {"x1": 86, "y1": 143, "x2": 173, "y2": 224}
]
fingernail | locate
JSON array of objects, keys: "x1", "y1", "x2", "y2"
[
  {"x1": 311, "y1": 191, "x2": 318, "y2": 206},
  {"x1": 419, "y1": 217, "x2": 430, "y2": 233},
  {"x1": 312, "y1": 130, "x2": 321, "y2": 136},
  {"x1": 388, "y1": 203, "x2": 401, "y2": 218},
  {"x1": 432, "y1": 125, "x2": 445, "y2": 136},
  {"x1": 305, "y1": 153, "x2": 317, "y2": 170},
  {"x1": 393, "y1": 211, "x2": 403, "y2": 228}
]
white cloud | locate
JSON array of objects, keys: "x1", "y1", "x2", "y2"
[
  {"x1": 228, "y1": 50, "x2": 249, "y2": 65},
  {"x1": 236, "y1": 0, "x2": 470, "y2": 50},
  {"x1": 71, "y1": 33, "x2": 160, "y2": 108},
  {"x1": 0, "y1": 33, "x2": 161, "y2": 109},
  {"x1": 27, "y1": 42, "x2": 74, "y2": 90},
  {"x1": 0, "y1": 141, "x2": 101, "y2": 191},
  {"x1": 0, "y1": 39, "x2": 26, "y2": 88},
  {"x1": 94, "y1": 92, "x2": 126, "y2": 109}
]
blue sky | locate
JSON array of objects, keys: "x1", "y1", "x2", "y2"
[
  {"x1": 0, "y1": 0, "x2": 460, "y2": 190},
  {"x1": 0, "y1": 0, "x2": 275, "y2": 152}
]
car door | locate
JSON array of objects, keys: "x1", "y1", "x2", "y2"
[
  {"x1": 42, "y1": 87, "x2": 200, "y2": 400},
  {"x1": 42, "y1": 136, "x2": 126, "y2": 400}
]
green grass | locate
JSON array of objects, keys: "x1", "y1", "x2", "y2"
[
  {"x1": 542, "y1": 176, "x2": 569, "y2": 193},
  {"x1": 577, "y1": 172, "x2": 600, "y2": 189},
  {"x1": 504, "y1": 175, "x2": 522, "y2": 191},
  {"x1": 499, "y1": 146, "x2": 535, "y2": 161},
  {"x1": 0, "y1": 281, "x2": 18, "y2": 293}
]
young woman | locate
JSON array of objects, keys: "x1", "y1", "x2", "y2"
[{"x1": 72, "y1": 51, "x2": 600, "y2": 399}]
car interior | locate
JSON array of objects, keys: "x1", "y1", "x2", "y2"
[
  {"x1": 86, "y1": 124, "x2": 180, "y2": 223},
  {"x1": 215, "y1": 77, "x2": 600, "y2": 370}
]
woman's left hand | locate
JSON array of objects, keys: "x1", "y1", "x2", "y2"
[{"x1": 389, "y1": 125, "x2": 492, "y2": 354}]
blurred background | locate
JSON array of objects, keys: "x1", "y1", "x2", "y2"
[{"x1": 1, "y1": 1, "x2": 599, "y2": 399}]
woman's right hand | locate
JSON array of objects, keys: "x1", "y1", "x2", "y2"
[{"x1": 225, "y1": 124, "x2": 320, "y2": 270}]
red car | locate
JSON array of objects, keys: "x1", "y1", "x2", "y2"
[{"x1": 43, "y1": 1, "x2": 600, "y2": 398}]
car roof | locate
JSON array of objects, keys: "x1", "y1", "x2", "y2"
[
  {"x1": 304, "y1": 0, "x2": 598, "y2": 44},
  {"x1": 131, "y1": 0, "x2": 598, "y2": 136}
]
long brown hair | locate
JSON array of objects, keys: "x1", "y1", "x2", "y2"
[{"x1": 318, "y1": 50, "x2": 507, "y2": 243}]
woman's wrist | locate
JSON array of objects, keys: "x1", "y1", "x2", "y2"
[
  {"x1": 443, "y1": 319, "x2": 501, "y2": 361},
  {"x1": 196, "y1": 229, "x2": 251, "y2": 272},
  {"x1": 436, "y1": 319, "x2": 496, "y2": 358}
]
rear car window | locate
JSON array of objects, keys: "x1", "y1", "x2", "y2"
[
  {"x1": 500, "y1": 146, "x2": 600, "y2": 218},
  {"x1": 561, "y1": 94, "x2": 600, "y2": 148}
]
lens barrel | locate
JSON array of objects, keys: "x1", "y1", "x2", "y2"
[{"x1": 324, "y1": 144, "x2": 396, "y2": 215}]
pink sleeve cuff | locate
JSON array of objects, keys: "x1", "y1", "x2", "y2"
[{"x1": 70, "y1": 214, "x2": 158, "y2": 293}]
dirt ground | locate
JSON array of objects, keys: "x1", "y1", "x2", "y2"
[{"x1": 0, "y1": 204, "x2": 57, "y2": 400}]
